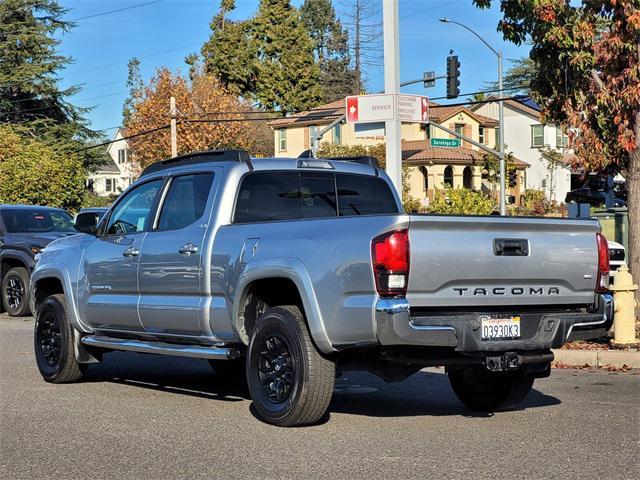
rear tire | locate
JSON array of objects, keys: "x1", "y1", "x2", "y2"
[
  {"x1": 247, "y1": 306, "x2": 335, "y2": 427},
  {"x1": 34, "y1": 294, "x2": 85, "y2": 383},
  {"x1": 448, "y1": 366, "x2": 534, "y2": 412},
  {"x1": 2, "y1": 267, "x2": 31, "y2": 317}
]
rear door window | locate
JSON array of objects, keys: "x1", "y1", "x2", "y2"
[
  {"x1": 336, "y1": 173, "x2": 398, "y2": 216},
  {"x1": 157, "y1": 173, "x2": 214, "y2": 231}
]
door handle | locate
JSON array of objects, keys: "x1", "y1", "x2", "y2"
[
  {"x1": 122, "y1": 246, "x2": 139, "y2": 257},
  {"x1": 178, "y1": 243, "x2": 199, "y2": 255}
]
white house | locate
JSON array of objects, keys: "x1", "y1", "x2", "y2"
[
  {"x1": 473, "y1": 96, "x2": 573, "y2": 203},
  {"x1": 87, "y1": 129, "x2": 137, "y2": 196}
]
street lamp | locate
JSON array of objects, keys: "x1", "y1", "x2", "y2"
[{"x1": 439, "y1": 18, "x2": 506, "y2": 215}]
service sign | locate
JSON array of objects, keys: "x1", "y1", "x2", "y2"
[
  {"x1": 345, "y1": 94, "x2": 429, "y2": 124},
  {"x1": 345, "y1": 94, "x2": 395, "y2": 123}
]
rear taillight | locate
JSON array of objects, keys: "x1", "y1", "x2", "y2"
[
  {"x1": 372, "y1": 229, "x2": 409, "y2": 297},
  {"x1": 595, "y1": 233, "x2": 610, "y2": 293}
]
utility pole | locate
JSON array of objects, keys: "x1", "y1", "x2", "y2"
[
  {"x1": 383, "y1": 0, "x2": 402, "y2": 193},
  {"x1": 170, "y1": 96, "x2": 177, "y2": 158}
]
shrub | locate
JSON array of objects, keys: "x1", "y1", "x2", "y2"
[
  {"x1": 427, "y1": 187, "x2": 495, "y2": 215},
  {"x1": 0, "y1": 126, "x2": 85, "y2": 211}
]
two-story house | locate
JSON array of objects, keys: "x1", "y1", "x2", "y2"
[
  {"x1": 87, "y1": 129, "x2": 137, "y2": 197},
  {"x1": 268, "y1": 100, "x2": 528, "y2": 206},
  {"x1": 472, "y1": 96, "x2": 572, "y2": 202}
]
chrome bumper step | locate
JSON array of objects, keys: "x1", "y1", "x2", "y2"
[{"x1": 81, "y1": 335, "x2": 240, "y2": 360}]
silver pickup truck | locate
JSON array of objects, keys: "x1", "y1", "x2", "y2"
[{"x1": 31, "y1": 150, "x2": 613, "y2": 426}]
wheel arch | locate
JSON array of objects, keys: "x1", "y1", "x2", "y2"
[{"x1": 233, "y1": 258, "x2": 334, "y2": 354}]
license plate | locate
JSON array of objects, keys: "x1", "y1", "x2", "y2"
[{"x1": 481, "y1": 315, "x2": 521, "y2": 340}]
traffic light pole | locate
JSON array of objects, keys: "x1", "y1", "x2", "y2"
[{"x1": 497, "y1": 52, "x2": 506, "y2": 215}]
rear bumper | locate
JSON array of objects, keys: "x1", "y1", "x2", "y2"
[{"x1": 374, "y1": 294, "x2": 614, "y2": 352}]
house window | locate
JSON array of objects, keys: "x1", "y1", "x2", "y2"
[
  {"x1": 479, "y1": 127, "x2": 485, "y2": 144},
  {"x1": 556, "y1": 126, "x2": 569, "y2": 148},
  {"x1": 333, "y1": 124, "x2": 341, "y2": 145},
  {"x1": 454, "y1": 124, "x2": 464, "y2": 136},
  {"x1": 105, "y1": 178, "x2": 113, "y2": 192},
  {"x1": 444, "y1": 166, "x2": 454, "y2": 187},
  {"x1": 463, "y1": 166, "x2": 473, "y2": 189},
  {"x1": 494, "y1": 127, "x2": 500, "y2": 147},
  {"x1": 419, "y1": 166, "x2": 429, "y2": 191},
  {"x1": 309, "y1": 125, "x2": 318, "y2": 147},
  {"x1": 531, "y1": 124, "x2": 544, "y2": 147},
  {"x1": 278, "y1": 129, "x2": 286, "y2": 152},
  {"x1": 118, "y1": 149, "x2": 127, "y2": 164}
]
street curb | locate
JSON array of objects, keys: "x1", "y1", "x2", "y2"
[{"x1": 552, "y1": 349, "x2": 640, "y2": 368}]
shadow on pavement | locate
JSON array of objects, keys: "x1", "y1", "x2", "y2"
[
  {"x1": 330, "y1": 370, "x2": 561, "y2": 418},
  {"x1": 82, "y1": 351, "x2": 251, "y2": 401},
  {"x1": 80, "y1": 352, "x2": 561, "y2": 419}
]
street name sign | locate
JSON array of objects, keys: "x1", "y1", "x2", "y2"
[
  {"x1": 430, "y1": 138, "x2": 461, "y2": 147},
  {"x1": 345, "y1": 94, "x2": 429, "y2": 124}
]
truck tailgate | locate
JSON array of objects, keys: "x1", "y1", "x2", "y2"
[{"x1": 406, "y1": 215, "x2": 600, "y2": 308}]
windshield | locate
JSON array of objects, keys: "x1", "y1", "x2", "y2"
[{"x1": 1, "y1": 209, "x2": 77, "y2": 233}]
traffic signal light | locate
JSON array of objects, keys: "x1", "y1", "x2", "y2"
[
  {"x1": 446, "y1": 55, "x2": 460, "y2": 99},
  {"x1": 508, "y1": 170, "x2": 518, "y2": 188}
]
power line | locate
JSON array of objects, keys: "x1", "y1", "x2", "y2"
[
  {"x1": 76, "y1": 124, "x2": 171, "y2": 152},
  {"x1": 68, "y1": 0, "x2": 165, "y2": 22}
]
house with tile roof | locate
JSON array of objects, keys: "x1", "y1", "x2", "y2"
[
  {"x1": 268, "y1": 99, "x2": 528, "y2": 207},
  {"x1": 472, "y1": 96, "x2": 573, "y2": 202},
  {"x1": 87, "y1": 129, "x2": 137, "y2": 197}
]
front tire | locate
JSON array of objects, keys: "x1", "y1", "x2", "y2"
[
  {"x1": 2, "y1": 267, "x2": 31, "y2": 317},
  {"x1": 34, "y1": 294, "x2": 85, "y2": 383},
  {"x1": 448, "y1": 366, "x2": 534, "y2": 412},
  {"x1": 247, "y1": 306, "x2": 335, "y2": 427}
]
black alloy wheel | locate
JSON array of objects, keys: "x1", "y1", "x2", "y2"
[
  {"x1": 257, "y1": 333, "x2": 295, "y2": 403},
  {"x1": 1, "y1": 267, "x2": 31, "y2": 316}
]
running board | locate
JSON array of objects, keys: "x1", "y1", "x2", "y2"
[{"x1": 81, "y1": 335, "x2": 240, "y2": 360}]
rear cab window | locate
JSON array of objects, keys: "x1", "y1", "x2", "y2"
[{"x1": 233, "y1": 171, "x2": 399, "y2": 223}]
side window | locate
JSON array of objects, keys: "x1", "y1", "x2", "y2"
[
  {"x1": 300, "y1": 174, "x2": 336, "y2": 218},
  {"x1": 105, "y1": 179, "x2": 163, "y2": 235},
  {"x1": 336, "y1": 174, "x2": 399, "y2": 216},
  {"x1": 234, "y1": 172, "x2": 300, "y2": 223},
  {"x1": 157, "y1": 173, "x2": 214, "y2": 231}
]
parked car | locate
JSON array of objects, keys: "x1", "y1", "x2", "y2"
[
  {"x1": 608, "y1": 240, "x2": 626, "y2": 272},
  {"x1": 565, "y1": 187, "x2": 626, "y2": 208},
  {"x1": 74, "y1": 207, "x2": 109, "y2": 235},
  {"x1": 30, "y1": 151, "x2": 613, "y2": 426},
  {"x1": 0, "y1": 205, "x2": 78, "y2": 316}
]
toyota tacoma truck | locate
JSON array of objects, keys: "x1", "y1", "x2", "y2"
[{"x1": 30, "y1": 150, "x2": 613, "y2": 427}]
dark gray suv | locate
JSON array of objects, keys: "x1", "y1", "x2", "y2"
[{"x1": 0, "y1": 205, "x2": 77, "y2": 316}]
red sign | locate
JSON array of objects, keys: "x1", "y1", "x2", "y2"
[{"x1": 346, "y1": 96, "x2": 359, "y2": 122}]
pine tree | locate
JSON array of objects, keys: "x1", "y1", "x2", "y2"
[
  {"x1": 0, "y1": 0, "x2": 81, "y2": 125},
  {"x1": 301, "y1": 0, "x2": 355, "y2": 103},
  {"x1": 0, "y1": 0, "x2": 104, "y2": 171},
  {"x1": 201, "y1": 0, "x2": 255, "y2": 97},
  {"x1": 251, "y1": 0, "x2": 322, "y2": 111}
]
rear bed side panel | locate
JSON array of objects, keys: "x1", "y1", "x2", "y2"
[
  {"x1": 211, "y1": 215, "x2": 409, "y2": 352},
  {"x1": 406, "y1": 215, "x2": 601, "y2": 308}
]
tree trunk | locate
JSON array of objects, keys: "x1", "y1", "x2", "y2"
[{"x1": 628, "y1": 140, "x2": 640, "y2": 320}]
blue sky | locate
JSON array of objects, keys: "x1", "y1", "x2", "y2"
[{"x1": 57, "y1": 0, "x2": 530, "y2": 136}]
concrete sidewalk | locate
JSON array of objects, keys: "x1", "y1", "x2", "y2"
[{"x1": 552, "y1": 348, "x2": 640, "y2": 368}]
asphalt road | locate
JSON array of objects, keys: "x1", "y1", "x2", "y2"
[{"x1": 1, "y1": 315, "x2": 639, "y2": 480}]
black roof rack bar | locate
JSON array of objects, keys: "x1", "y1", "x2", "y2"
[
  {"x1": 296, "y1": 150, "x2": 381, "y2": 169},
  {"x1": 140, "y1": 149, "x2": 251, "y2": 177}
]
